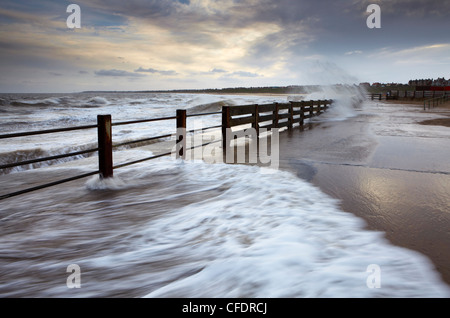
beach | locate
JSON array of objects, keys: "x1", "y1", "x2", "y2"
[
  {"x1": 272, "y1": 99, "x2": 450, "y2": 285},
  {"x1": 1, "y1": 93, "x2": 449, "y2": 297}
]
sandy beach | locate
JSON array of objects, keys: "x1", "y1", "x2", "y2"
[
  {"x1": 272, "y1": 99, "x2": 450, "y2": 285},
  {"x1": 181, "y1": 95, "x2": 450, "y2": 286},
  {"x1": 1, "y1": 93, "x2": 450, "y2": 297}
]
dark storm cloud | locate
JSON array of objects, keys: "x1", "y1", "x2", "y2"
[
  {"x1": 76, "y1": 0, "x2": 186, "y2": 21},
  {"x1": 72, "y1": 1, "x2": 447, "y2": 59},
  {"x1": 1, "y1": 0, "x2": 448, "y2": 92},
  {"x1": 68, "y1": 0, "x2": 448, "y2": 62},
  {"x1": 354, "y1": 0, "x2": 450, "y2": 17}
]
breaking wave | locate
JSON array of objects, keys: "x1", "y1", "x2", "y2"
[{"x1": 187, "y1": 100, "x2": 236, "y2": 114}]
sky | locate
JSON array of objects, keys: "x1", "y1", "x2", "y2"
[{"x1": 0, "y1": 0, "x2": 449, "y2": 93}]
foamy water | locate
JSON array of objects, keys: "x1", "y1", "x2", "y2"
[
  {"x1": 0, "y1": 93, "x2": 284, "y2": 174},
  {"x1": 1, "y1": 91, "x2": 449, "y2": 297}
]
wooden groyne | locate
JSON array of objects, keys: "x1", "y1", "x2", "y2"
[{"x1": 0, "y1": 99, "x2": 332, "y2": 201}]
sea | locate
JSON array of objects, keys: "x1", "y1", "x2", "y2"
[{"x1": 0, "y1": 91, "x2": 449, "y2": 298}]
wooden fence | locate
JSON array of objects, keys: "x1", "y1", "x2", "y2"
[
  {"x1": 423, "y1": 95, "x2": 450, "y2": 110},
  {"x1": 0, "y1": 99, "x2": 332, "y2": 201},
  {"x1": 369, "y1": 90, "x2": 450, "y2": 101},
  {"x1": 221, "y1": 100, "x2": 332, "y2": 155}
]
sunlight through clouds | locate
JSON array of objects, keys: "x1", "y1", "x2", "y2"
[{"x1": 0, "y1": 0, "x2": 448, "y2": 92}]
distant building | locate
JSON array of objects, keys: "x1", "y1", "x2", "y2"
[
  {"x1": 409, "y1": 78, "x2": 449, "y2": 87},
  {"x1": 409, "y1": 77, "x2": 450, "y2": 91}
]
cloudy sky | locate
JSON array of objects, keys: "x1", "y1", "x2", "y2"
[{"x1": 0, "y1": 0, "x2": 449, "y2": 93}]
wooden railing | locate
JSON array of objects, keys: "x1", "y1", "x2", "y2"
[
  {"x1": 368, "y1": 90, "x2": 450, "y2": 101},
  {"x1": 221, "y1": 100, "x2": 332, "y2": 154},
  {"x1": 0, "y1": 112, "x2": 219, "y2": 201},
  {"x1": 0, "y1": 99, "x2": 332, "y2": 201},
  {"x1": 423, "y1": 95, "x2": 450, "y2": 110}
]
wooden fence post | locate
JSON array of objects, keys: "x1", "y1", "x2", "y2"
[
  {"x1": 222, "y1": 106, "x2": 230, "y2": 156},
  {"x1": 300, "y1": 101, "x2": 305, "y2": 128},
  {"x1": 176, "y1": 109, "x2": 187, "y2": 159},
  {"x1": 253, "y1": 104, "x2": 259, "y2": 137},
  {"x1": 273, "y1": 102, "x2": 279, "y2": 129},
  {"x1": 97, "y1": 114, "x2": 113, "y2": 179},
  {"x1": 288, "y1": 102, "x2": 294, "y2": 130}
]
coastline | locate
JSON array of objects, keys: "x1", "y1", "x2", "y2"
[
  {"x1": 275, "y1": 99, "x2": 450, "y2": 285},
  {"x1": 2, "y1": 94, "x2": 449, "y2": 297},
  {"x1": 183, "y1": 96, "x2": 450, "y2": 286}
]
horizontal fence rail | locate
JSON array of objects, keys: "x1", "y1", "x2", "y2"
[
  {"x1": 0, "y1": 100, "x2": 332, "y2": 201},
  {"x1": 222, "y1": 100, "x2": 332, "y2": 155},
  {"x1": 0, "y1": 124, "x2": 98, "y2": 140},
  {"x1": 0, "y1": 110, "x2": 222, "y2": 201}
]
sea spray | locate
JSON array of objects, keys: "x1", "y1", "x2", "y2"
[
  {"x1": 300, "y1": 60, "x2": 368, "y2": 121},
  {"x1": 85, "y1": 175, "x2": 128, "y2": 190},
  {"x1": 1, "y1": 100, "x2": 450, "y2": 297},
  {"x1": 305, "y1": 84, "x2": 366, "y2": 122}
]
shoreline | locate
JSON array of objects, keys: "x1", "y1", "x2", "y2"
[
  {"x1": 273, "y1": 100, "x2": 450, "y2": 286},
  {"x1": 181, "y1": 97, "x2": 450, "y2": 285}
]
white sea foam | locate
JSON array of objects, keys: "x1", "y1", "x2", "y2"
[
  {"x1": 83, "y1": 157, "x2": 449, "y2": 298},
  {"x1": 1, "y1": 93, "x2": 449, "y2": 298},
  {"x1": 85, "y1": 175, "x2": 128, "y2": 190},
  {"x1": 0, "y1": 93, "x2": 287, "y2": 174},
  {"x1": 304, "y1": 85, "x2": 366, "y2": 122}
]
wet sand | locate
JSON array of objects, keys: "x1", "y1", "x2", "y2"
[
  {"x1": 181, "y1": 99, "x2": 450, "y2": 285},
  {"x1": 272, "y1": 100, "x2": 450, "y2": 285},
  {"x1": 2, "y1": 97, "x2": 449, "y2": 297}
]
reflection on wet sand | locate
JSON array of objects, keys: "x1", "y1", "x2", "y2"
[{"x1": 275, "y1": 100, "x2": 450, "y2": 285}]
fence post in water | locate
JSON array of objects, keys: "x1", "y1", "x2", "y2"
[
  {"x1": 253, "y1": 104, "x2": 259, "y2": 137},
  {"x1": 222, "y1": 106, "x2": 231, "y2": 156},
  {"x1": 97, "y1": 114, "x2": 113, "y2": 179},
  {"x1": 288, "y1": 102, "x2": 294, "y2": 130},
  {"x1": 300, "y1": 101, "x2": 305, "y2": 128},
  {"x1": 273, "y1": 102, "x2": 279, "y2": 129},
  {"x1": 176, "y1": 109, "x2": 187, "y2": 159}
]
